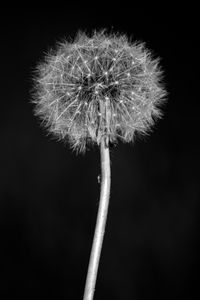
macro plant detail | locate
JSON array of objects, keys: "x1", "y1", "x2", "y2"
[
  {"x1": 33, "y1": 30, "x2": 165, "y2": 153},
  {"x1": 32, "y1": 30, "x2": 166, "y2": 300}
]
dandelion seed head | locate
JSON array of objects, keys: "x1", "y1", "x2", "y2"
[{"x1": 32, "y1": 29, "x2": 167, "y2": 152}]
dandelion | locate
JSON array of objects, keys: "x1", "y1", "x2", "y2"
[{"x1": 32, "y1": 29, "x2": 167, "y2": 300}]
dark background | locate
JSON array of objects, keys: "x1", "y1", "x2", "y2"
[{"x1": 0, "y1": 5, "x2": 199, "y2": 299}]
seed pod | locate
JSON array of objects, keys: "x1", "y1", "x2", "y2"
[{"x1": 32, "y1": 30, "x2": 167, "y2": 152}]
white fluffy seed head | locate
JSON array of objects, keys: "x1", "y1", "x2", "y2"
[{"x1": 32, "y1": 29, "x2": 167, "y2": 153}]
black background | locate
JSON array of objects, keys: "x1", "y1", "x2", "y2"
[{"x1": 0, "y1": 4, "x2": 199, "y2": 299}]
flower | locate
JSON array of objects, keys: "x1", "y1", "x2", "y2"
[{"x1": 32, "y1": 30, "x2": 167, "y2": 152}]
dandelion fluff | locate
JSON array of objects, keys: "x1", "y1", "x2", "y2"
[{"x1": 32, "y1": 30, "x2": 166, "y2": 152}]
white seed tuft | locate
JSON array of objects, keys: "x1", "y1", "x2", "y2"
[{"x1": 32, "y1": 30, "x2": 167, "y2": 153}]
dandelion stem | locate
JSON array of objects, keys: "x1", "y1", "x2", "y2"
[{"x1": 83, "y1": 136, "x2": 111, "y2": 300}]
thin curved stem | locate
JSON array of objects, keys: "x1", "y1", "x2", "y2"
[{"x1": 83, "y1": 137, "x2": 111, "y2": 300}]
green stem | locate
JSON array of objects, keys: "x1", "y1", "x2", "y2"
[{"x1": 83, "y1": 137, "x2": 111, "y2": 300}]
